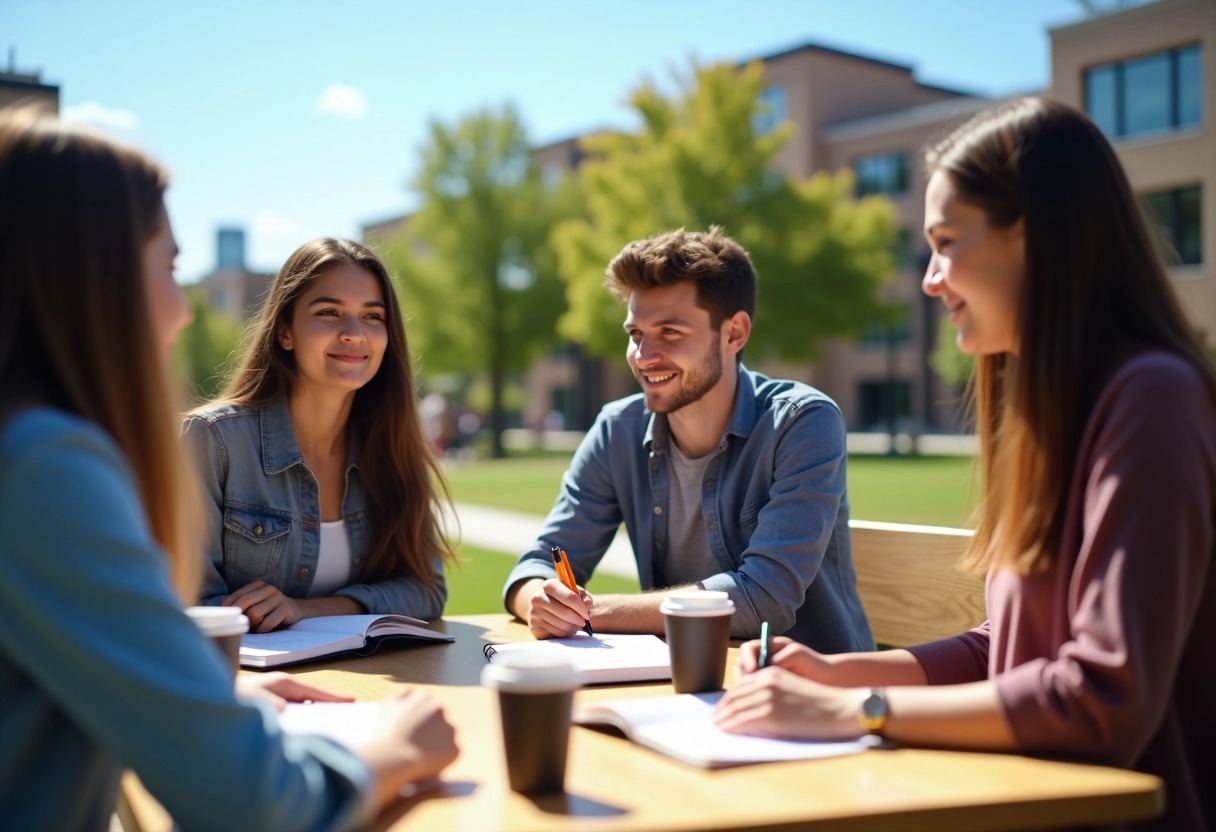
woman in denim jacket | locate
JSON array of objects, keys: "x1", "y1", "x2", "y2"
[{"x1": 183, "y1": 238, "x2": 456, "y2": 631}]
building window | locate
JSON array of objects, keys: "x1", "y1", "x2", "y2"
[
  {"x1": 859, "y1": 304, "x2": 912, "y2": 348},
  {"x1": 1084, "y1": 44, "x2": 1202, "y2": 139},
  {"x1": 854, "y1": 152, "x2": 910, "y2": 197},
  {"x1": 753, "y1": 84, "x2": 787, "y2": 135},
  {"x1": 857, "y1": 380, "x2": 911, "y2": 432},
  {"x1": 1141, "y1": 185, "x2": 1202, "y2": 266}
]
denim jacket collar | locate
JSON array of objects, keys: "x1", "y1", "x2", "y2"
[
  {"x1": 258, "y1": 396, "x2": 361, "y2": 475},
  {"x1": 643, "y1": 364, "x2": 759, "y2": 456}
]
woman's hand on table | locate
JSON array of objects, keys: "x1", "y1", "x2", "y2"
[
  {"x1": 714, "y1": 667, "x2": 864, "y2": 741},
  {"x1": 361, "y1": 688, "x2": 459, "y2": 808},
  {"x1": 235, "y1": 672, "x2": 354, "y2": 711},
  {"x1": 223, "y1": 581, "x2": 302, "y2": 633},
  {"x1": 736, "y1": 636, "x2": 836, "y2": 681}
]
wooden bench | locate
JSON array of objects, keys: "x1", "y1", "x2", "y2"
[{"x1": 849, "y1": 520, "x2": 985, "y2": 648}]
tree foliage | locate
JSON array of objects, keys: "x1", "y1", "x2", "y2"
[
  {"x1": 385, "y1": 104, "x2": 581, "y2": 456},
  {"x1": 553, "y1": 60, "x2": 899, "y2": 360},
  {"x1": 173, "y1": 286, "x2": 244, "y2": 404},
  {"x1": 930, "y1": 312, "x2": 974, "y2": 388}
]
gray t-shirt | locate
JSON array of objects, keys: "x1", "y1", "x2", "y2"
[{"x1": 660, "y1": 442, "x2": 719, "y2": 586}]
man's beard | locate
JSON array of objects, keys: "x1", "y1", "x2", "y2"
[{"x1": 636, "y1": 339, "x2": 724, "y2": 414}]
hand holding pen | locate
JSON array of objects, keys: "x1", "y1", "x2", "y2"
[{"x1": 551, "y1": 546, "x2": 594, "y2": 636}]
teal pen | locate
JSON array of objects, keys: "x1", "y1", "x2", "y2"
[{"x1": 758, "y1": 621, "x2": 772, "y2": 669}]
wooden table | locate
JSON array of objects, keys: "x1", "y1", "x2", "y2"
[{"x1": 266, "y1": 614, "x2": 1161, "y2": 832}]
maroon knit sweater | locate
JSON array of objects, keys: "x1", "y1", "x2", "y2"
[{"x1": 908, "y1": 352, "x2": 1216, "y2": 832}]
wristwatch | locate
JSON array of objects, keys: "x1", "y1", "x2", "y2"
[{"x1": 859, "y1": 687, "x2": 889, "y2": 735}]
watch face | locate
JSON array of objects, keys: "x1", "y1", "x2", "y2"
[
  {"x1": 861, "y1": 689, "x2": 887, "y2": 731},
  {"x1": 863, "y1": 692, "x2": 885, "y2": 719}
]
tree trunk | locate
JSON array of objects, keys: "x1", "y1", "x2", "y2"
[{"x1": 489, "y1": 268, "x2": 507, "y2": 459}]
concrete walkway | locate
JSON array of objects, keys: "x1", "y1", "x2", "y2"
[{"x1": 446, "y1": 502, "x2": 640, "y2": 580}]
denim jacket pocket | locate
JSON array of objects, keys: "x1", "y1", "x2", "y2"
[{"x1": 222, "y1": 506, "x2": 291, "y2": 579}]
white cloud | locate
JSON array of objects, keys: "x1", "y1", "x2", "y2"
[
  {"x1": 314, "y1": 84, "x2": 368, "y2": 118},
  {"x1": 61, "y1": 102, "x2": 139, "y2": 132},
  {"x1": 252, "y1": 210, "x2": 298, "y2": 239}
]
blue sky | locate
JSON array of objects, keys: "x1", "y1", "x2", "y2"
[{"x1": 6, "y1": 0, "x2": 1084, "y2": 282}]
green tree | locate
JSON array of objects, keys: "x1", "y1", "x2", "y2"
[
  {"x1": 930, "y1": 312, "x2": 974, "y2": 388},
  {"x1": 173, "y1": 287, "x2": 244, "y2": 404},
  {"x1": 553, "y1": 60, "x2": 898, "y2": 361},
  {"x1": 387, "y1": 104, "x2": 581, "y2": 457}
]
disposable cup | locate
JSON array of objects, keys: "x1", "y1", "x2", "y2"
[
  {"x1": 481, "y1": 654, "x2": 581, "y2": 794},
  {"x1": 185, "y1": 606, "x2": 249, "y2": 675},
  {"x1": 660, "y1": 590, "x2": 735, "y2": 694}
]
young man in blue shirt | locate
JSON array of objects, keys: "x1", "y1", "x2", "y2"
[{"x1": 503, "y1": 227, "x2": 873, "y2": 653}]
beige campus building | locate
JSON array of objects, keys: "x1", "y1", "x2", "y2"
[
  {"x1": 0, "y1": 68, "x2": 59, "y2": 113},
  {"x1": 365, "y1": 0, "x2": 1213, "y2": 434}
]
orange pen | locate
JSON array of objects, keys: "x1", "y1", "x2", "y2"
[{"x1": 550, "y1": 546, "x2": 594, "y2": 636}]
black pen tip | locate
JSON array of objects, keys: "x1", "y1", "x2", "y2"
[{"x1": 583, "y1": 621, "x2": 594, "y2": 637}]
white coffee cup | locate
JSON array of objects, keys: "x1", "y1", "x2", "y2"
[{"x1": 185, "y1": 606, "x2": 249, "y2": 675}]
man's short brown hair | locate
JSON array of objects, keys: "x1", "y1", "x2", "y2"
[{"x1": 604, "y1": 226, "x2": 757, "y2": 329}]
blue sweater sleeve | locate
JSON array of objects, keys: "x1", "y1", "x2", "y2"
[{"x1": 0, "y1": 413, "x2": 373, "y2": 832}]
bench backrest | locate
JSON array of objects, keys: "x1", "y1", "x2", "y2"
[{"x1": 849, "y1": 520, "x2": 985, "y2": 648}]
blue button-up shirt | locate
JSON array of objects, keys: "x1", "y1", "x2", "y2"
[
  {"x1": 504, "y1": 369, "x2": 874, "y2": 653},
  {"x1": 183, "y1": 397, "x2": 447, "y2": 618}
]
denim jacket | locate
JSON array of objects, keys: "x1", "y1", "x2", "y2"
[
  {"x1": 504, "y1": 368, "x2": 874, "y2": 653},
  {"x1": 183, "y1": 397, "x2": 446, "y2": 618},
  {"x1": 2, "y1": 407, "x2": 372, "y2": 831}
]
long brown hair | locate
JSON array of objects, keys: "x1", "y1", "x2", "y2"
[
  {"x1": 207, "y1": 238, "x2": 455, "y2": 585},
  {"x1": 928, "y1": 97, "x2": 1216, "y2": 574},
  {"x1": 0, "y1": 109, "x2": 200, "y2": 599}
]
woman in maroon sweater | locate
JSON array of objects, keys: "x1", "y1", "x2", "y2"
[{"x1": 715, "y1": 97, "x2": 1215, "y2": 831}]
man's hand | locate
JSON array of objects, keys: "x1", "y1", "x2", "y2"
[
  {"x1": 223, "y1": 581, "x2": 302, "y2": 633},
  {"x1": 512, "y1": 577, "x2": 594, "y2": 639}
]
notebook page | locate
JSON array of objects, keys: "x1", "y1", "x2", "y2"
[
  {"x1": 578, "y1": 692, "x2": 869, "y2": 767},
  {"x1": 485, "y1": 633, "x2": 671, "y2": 683}
]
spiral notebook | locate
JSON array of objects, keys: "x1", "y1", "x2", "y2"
[{"x1": 481, "y1": 633, "x2": 672, "y2": 685}]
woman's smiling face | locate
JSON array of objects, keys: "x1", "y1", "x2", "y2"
[
  {"x1": 278, "y1": 263, "x2": 389, "y2": 395},
  {"x1": 922, "y1": 169, "x2": 1026, "y2": 357}
]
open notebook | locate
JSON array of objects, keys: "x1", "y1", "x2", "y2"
[
  {"x1": 482, "y1": 633, "x2": 671, "y2": 685},
  {"x1": 575, "y1": 691, "x2": 871, "y2": 769},
  {"x1": 240, "y1": 614, "x2": 453, "y2": 668}
]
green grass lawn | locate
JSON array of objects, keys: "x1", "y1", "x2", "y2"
[
  {"x1": 445, "y1": 543, "x2": 640, "y2": 615},
  {"x1": 441, "y1": 451, "x2": 976, "y2": 614},
  {"x1": 444, "y1": 452, "x2": 977, "y2": 526}
]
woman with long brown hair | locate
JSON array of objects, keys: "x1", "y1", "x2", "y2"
[
  {"x1": 184, "y1": 238, "x2": 456, "y2": 631},
  {"x1": 715, "y1": 97, "x2": 1215, "y2": 831},
  {"x1": 0, "y1": 110, "x2": 457, "y2": 830}
]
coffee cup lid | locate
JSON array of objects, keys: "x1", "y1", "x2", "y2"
[
  {"x1": 185, "y1": 606, "x2": 250, "y2": 637},
  {"x1": 481, "y1": 654, "x2": 582, "y2": 693},
  {"x1": 659, "y1": 589, "x2": 735, "y2": 617}
]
